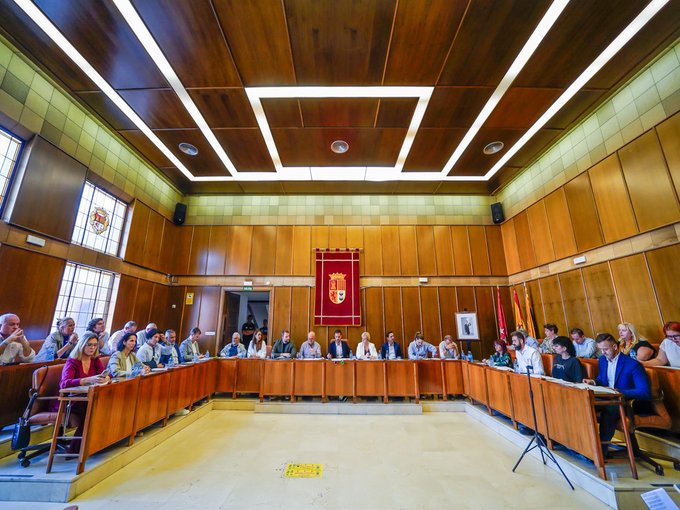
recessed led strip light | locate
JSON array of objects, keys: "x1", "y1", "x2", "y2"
[
  {"x1": 12, "y1": 0, "x2": 201, "y2": 181},
  {"x1": 112, "y1": 0, "x2": 238, "y2": 179},
  {"x1": 245, "y1": 86, "x2": 433, "y2": 181},
  {"x1": 483, "y1": 0, "x2": 670, "y2": 181},
  {"x1": 441, "y1": 0, "x2": 570, "y2": 176}
]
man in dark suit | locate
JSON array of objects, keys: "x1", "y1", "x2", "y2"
[
  {"x1": 380, "y1": 331, "x2": 403, "y2": 360},
  {"x1": 584, "y1": 333, "x2": 651, "y2": 456},
  {"x1": 327, "y1": 329, "x2": 351, "y2": 359}
]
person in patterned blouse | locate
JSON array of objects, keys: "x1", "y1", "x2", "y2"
[{"x1": 484, "y1": 339, "x2": 512, "y2": 368}]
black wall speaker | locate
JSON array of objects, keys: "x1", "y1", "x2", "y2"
[
  {"x1": 173, "y1": 202, "x2": 187, "y2": 225},
  {"x1": 490, "y1": 202, "x2": 504, "y2": 224}
]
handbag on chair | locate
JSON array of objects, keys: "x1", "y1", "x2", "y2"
[{"x1": 11, "y1": 367, "x2": 48, "y2": 451}]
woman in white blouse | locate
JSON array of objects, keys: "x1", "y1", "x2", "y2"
[
  {"x1": 247, "y1": 329, "x2": 268, "y2": 359},
  {"x1": 107, "y1": 333, "x2": 150, "y2": 377},
  {"x1": 356, "y1": 332, "x2": 378, "y2": 360}
]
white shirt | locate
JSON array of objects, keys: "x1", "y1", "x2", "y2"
[
  {"x1": 247, "y1": 341, "x2": 267, "y2": 359},
  {"x1": 0, "y1": 341, "x2": 35, "y2": 364},
  {"x1": 137, "y1": 343, "x2": 161, "y2": 364},
  {"x1": 606, "y1": 353, "x2": 620, "y2": 388},
  {"x1": 356, "y1": 342, "x2": 377, "y2": 360},
  {"x1": 107, "y1": 329, "x2": 126, "y2": 353},
  {"x1": 660, "y1": 339, "x2": 680, "y2": 368},
  {"x1": 515, "y1": 345, "x2": 544, "y2": 375},
  {"x1": 387, "y1": 343, "x2": 397, "y2": 360}
]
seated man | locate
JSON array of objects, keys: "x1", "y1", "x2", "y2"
[
  {"x1": 438, "y1": 335, "x2": 460, "y2": 359},
  {"x1": 160, "y1": 328, "x2": 182, "y2": 365},
  {"x1": 137, "y1": 329, "x2": 164, "y2": 368},
  {"x1": 584, "y1": 333, "x2": 651, "y2": 456},
  {"x1": 220, "y1": 332, "x2": 246, "y2": 358},
  {"x1": 0, "y1": 313, "x2": 35, "y2": 364},
  {"x1": 380, "y1": 331, "x2": 403, "y2": 360},
  {"x1": 107, "y1": 320, "x2": 137, "y2": 354},
  {"x1": 407, "y1": 333, "x2": 437, "y2": 360},
  {"x1": 327, "y1": 329, "x2": 351, "y2": 359},
  {"x1": 571, "y1": 328, "x2": 598, "y2": 358},
  {"x1": 241, "y1": 314, "x2": 256, "y2": 351},
  {"x1": 299, "y1": 331, "x2": 322, "y2": 358},
  {"x1": 136, "y1": 322, "x2": 157, "y2": 347},
  {"x1": 511, "y1": 330, "x2": 544, "y2": 375},
  {"x1": 272, "y1": 329, "x2": 296, "y2": 359},
  {"x1": 180, "y1": 327, "x2": 204, "y2": 361}
]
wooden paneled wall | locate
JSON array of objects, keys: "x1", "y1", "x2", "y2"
[
  {"x1": 502, "y1": 111, "x2": 680, "y2": 274},
  {"x1": 512, "y1": 243, "x2": 680, "y2": 343},
  {"x1": 125, "y1": 214, "x2": 508, "y2": 278},
  {"x1": 0, "y1": 245, "x2": 65, "y2": 339}
]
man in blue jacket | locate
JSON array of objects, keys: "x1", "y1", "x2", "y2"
[
  {"x1": 584, "y1": 333, "x2": 651, "y2": 456},
  {"x1": 327, "y1": 329, "x2": 351, "y2": 359},
  {"x1": 380, "y1": 331, "x2": 403, "y2": 360}
]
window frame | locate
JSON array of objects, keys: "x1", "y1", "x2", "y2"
[{"x1": 0, "y1": 126, "x2": 25, "y2": 217}]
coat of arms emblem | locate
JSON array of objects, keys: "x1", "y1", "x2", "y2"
[
  {"x1": 328, "y1": 272, "x2": 347, "y2": 304},
  {"x1": 89, "y1": 207, "x2": 110, "y2": 235}
]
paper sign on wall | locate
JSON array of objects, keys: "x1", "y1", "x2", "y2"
[{"x1": 185, "y1": 292, "x2": 194, "y2": 305}]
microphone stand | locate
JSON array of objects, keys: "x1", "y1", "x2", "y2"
[{"x1": 512, "y1": 365, "x2": 574, "y2": 490}]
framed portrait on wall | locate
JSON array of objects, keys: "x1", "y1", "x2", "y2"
[{"x1": 455, "y1": 312, "x2": 479, "y2": 341}]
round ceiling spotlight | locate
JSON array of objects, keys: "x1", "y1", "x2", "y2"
[
  {"x1": 483, "y1": 141, "x2": 504, "y2": 155},
  {"x1": 179, "y1": 142, "x2": 199, "y2": 156},
  {"x1": 330, "y1": 140, "x2": 349, "y2": 154}
]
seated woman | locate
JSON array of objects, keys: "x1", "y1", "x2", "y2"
[
  {"x1": 52, "y1": 333, "x2": 110, "y2": 453},
  {"x1": 36, "y1": 317, "x2": 79, "y2": 361},
  {"x1": 247, "y1": 329, "x2": 267, "y2": 359},
  {"x1": 356, "y1": 332, "x2": 378, "y2": 360},
  {"x1": 618, "y1": 322, "x2": 656, "y2": 362},
  {"x1": 107, "y1": 332, "x2": 150, "y2": 377},
  {"x1": 551, "y1": 336, "x2": 584, "y2": 383},
  {"x1": 484, "y1": 340, "x2": 512, "y2": 368},
  {"x1": 644, "y1": 321, "x2": 680, "y2": 368}
]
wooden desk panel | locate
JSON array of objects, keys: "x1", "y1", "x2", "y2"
[
  {"x1": 385, "y1": 361, "x2": 417, "y2": 398},
  {"x1": 167, "y1": 365, "x2": 194, "y2": 414},
  {"x1": 83, "y1": 378, "x2": 139, "y2": 456},
  {"x1": 442, "y1": 360, "x2": 464, "y2": 395},
  {"x1": 508, "y1": 372, "x2": 548, "y2": 436},
  {"x1": 466, "y1": 362, "x2": 489, "y2": 410},
  {"x1": 235, "y1": 359, "x2": 263, "y2": 394},
  {"x1": 260, "y1": 360, "x2": 294, "y2": 397},
  {"x1": 198, "y1": 360, "x2": 216, "y2": 401},
  {"x1": 541, "y1": 381, "x2": 603, "y2": 471},
  {"x1": 132, "y1": 371, "x2": 171, "y2": 435},
  {"x1": 355, "y1": 361, "x2": 385, "y2": 397},
  {"x1": 215, "y1": 359, "x2": 237, "y2": 393},
  {"x1": 294, "y1": 361, "x2": 324, "y2": 396},
  {"x1": 417, "y1": 360, "x2": 444, "y2": 395},
  {"x1": 324, "y1": 360, "x2": 354, "y2": 397},
  {"x1": 485, "y1": 367, "x2": 513, "y2": 419}
]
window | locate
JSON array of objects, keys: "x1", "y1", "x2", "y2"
[
  {"x1": 72, "y1": 181, "x2": 127, "y2": 256},
  {"x1": 52, "y1": 263, "x2": 118, "y2": 337},
  {"x1": 0, "y1": 127, "x2": 23, "y2": 210}
]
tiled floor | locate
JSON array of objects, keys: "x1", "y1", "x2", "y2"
[{"x1": 0, "y1": 411, "x2": 609, "y2": 510}]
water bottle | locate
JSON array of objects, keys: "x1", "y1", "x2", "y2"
[
  {"x1": 132, "y1": 362, "x2": 143, "y2": 377},
  {"x1": 166, "y1": 354, "x2": 175, "y2": 368},
  {"x1": 350, "y1": 350, "x2": 355, "y2": 360},
  {"x1": 193, "y1": 353, "x2": 199, "y2": 363},
  {"x1": 513, "y1": 359, "x2": 519, "y2": 372},
  {"x1": 488, "y1": 357, "x2": 495, "y2": 367},
  {"x1": 204, "y1": 350, "x2": 210, "y2": 359},
  {"x1": 467, "y1": 351, "x2": 473, "y2": 362}
]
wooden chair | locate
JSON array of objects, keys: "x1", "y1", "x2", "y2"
[
  {"x1": 616, "y1": 369, "x2": 680, "y2": 476},
  {"x1": 540, "y1": 354, "x2": 554, "y2": 376},
  {"x1": 16, "y1": 364, "x2": 75, "y2": 467}
]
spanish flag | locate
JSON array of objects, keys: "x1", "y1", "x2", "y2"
[
  {"x1": 512, "y1": 288, "x2": 526, "y2": 331},
  {"x1": 524, "y1": 283, "x2": 537, "y2": 339},
  {"x1": 495, "y1": 287, "x2": 507, "y2": 343}
]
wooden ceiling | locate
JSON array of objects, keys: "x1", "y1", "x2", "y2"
[{"x1": 1, "y1": 0, "x2": 679, "y2": 195}]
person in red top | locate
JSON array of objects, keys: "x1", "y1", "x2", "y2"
[{"x1": 54, "y1": 332, "x2": 110, "y2": 452}]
